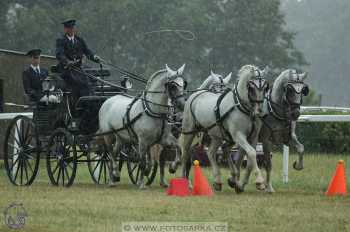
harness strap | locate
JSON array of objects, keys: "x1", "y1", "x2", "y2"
[
  {"x1": 123, "y1": 96, "x2": 143, "y2": 141},
  {"x1": 233, "y1": 85, "x2": 251, "y2": 116},
  {"x1": 267, "y1": 92, "x2": 288, "y2": 121}
]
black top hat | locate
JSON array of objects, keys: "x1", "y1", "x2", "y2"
[
  {"x1": 62, "y1": 19, "x2": 76, "y2": 28},
  {"x1": 26, "y1": 49, "x2": 42, "y2": 57}
]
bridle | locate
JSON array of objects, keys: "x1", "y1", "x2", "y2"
[
  {"x1": 268, "y1": 79, "x2": 309, "y2": 121},
  {"x1": 142, "y1": 75, "x2": 186, "y2": 118},
  {"x1": 233, "y1": 70, "x2": 269, "y2": 116}
]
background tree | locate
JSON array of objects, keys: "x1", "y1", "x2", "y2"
[{"x1": 0, "y1": 0, "x2": 306, "y2": 89}]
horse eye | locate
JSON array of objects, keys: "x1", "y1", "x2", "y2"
[{"x1": 302, "y1": 86, "x2": 309, "y2": 96}]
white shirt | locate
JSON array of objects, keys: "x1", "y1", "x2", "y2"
[
  {"x1": 30, "y1": 64, "x2": 40, "y2": 74},
  {"x1": 66, "y1": 35, "x2": 75, "y2": 44}
]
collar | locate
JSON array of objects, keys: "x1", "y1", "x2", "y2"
[
  {"x1": 66, "y1": 35, "x2": 75, "y2": 41},
  {"x1": 30, "y1": 65, "x2": 40, "y2": 72}
]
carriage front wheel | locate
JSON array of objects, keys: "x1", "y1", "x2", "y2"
[
  {"x1": 123, "y1": 144, "x2": 158, "y2": 186},
  {"x1": 46, "y1": 128, "x2": 77, "y2": 187},
  {"x1": 3, "y1": 115, "x2": 40, "y2": 186}
]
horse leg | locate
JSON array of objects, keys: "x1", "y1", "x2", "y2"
[
  {"x1": 263, "y1": 141, "x2": 275, "y2": 193},
  {"x1": 290, "y1": 121, "x2": 304, "y2": 170},
  {"x1": 227, "y1": 146, "x2": 242, "y2": 190},
  {"x1": 206, "y1": 139, "x2": 222, "y2": 191},
  {"x1": 168, "y1": 137, "x2": 182, "y2": 174},
  {"x1": 104, "y1": 135, "x2": 120, "y2": 186},
  {"x1": 150, "y1": 145, "x2": 167, "y2": 188},
  {"x1": 235, "y1": 132, "x2": 265, "y2": 192},
  {"x1": 137, "y1": 140, "x2": 150, "y2": 189},
  {"x1": 180, "y1": 133, "x2": 195, "y2": 178}
]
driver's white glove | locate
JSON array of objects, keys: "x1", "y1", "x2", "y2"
[
  {"x1": 39, "y1": 95, "x2": 59, "y2": 103},
  {"x1": 39, "y1": 95, "x2": 48, "y2": 102},
  {"x1": 93, "y1": 55, "x2": 101, "y2": 63},
  {"x1": 48, "y1": 95, "x2": 59, "y2": 103}
]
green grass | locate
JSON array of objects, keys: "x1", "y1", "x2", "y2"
[{"x1": 1, "y1": 154, "x2": 350, "y2": 232}]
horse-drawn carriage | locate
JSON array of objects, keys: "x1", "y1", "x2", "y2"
[{"x1": 3, "y1": 66, "x2": 158, "y2": 187}]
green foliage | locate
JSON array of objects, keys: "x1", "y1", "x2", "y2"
[
  {"x1": 0, "y1": 0, "x2": 306, "y2": 88},
  {"x1": 297, "y1": 122, "x2": 350, "y2": 153}
]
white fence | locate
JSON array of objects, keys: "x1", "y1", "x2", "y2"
[{"x1": 1, "y1": 106, "x2": 350, "y2": 184}]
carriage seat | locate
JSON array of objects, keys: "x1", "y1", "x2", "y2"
[{"x1": 75, "y1": 96, "x2": 109, "y2": 111}]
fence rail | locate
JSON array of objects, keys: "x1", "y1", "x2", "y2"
[{"x1": 2, "y1": 106, "x2": 350, "y2": 184}]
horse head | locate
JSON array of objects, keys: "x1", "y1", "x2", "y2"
[
  {"x1": 164, "y1": 64, "x2": 187, "y2": 111},
  {"x1": 237, "y1": 65, "x2": 270, "y2": 117},
  {"x1": 271, "y1": 69, "x2": 309, "y2": 120}
]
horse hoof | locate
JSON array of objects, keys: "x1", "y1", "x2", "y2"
[
  {"x1": 227, "y1": 178, "x2": 237, "y2": 189},
  {"x1": 293, "y1": 161, "x2": 304, "y2": 171},
  {"x1": 213, "y1": 182, "x2": 222, "y2": 191},
  {"x1": 168, "y1": 167, "x2": 176, "y2": 174},
  {"x1": 111, "y1": 175, "x2": 120, "y2": 183},
  {"x1": 234, "y1": 185, "x2": 244, "y2": 194},
  {"x1": 138, "y1": 182, "x2": 147, "y2": 190},
  {"x1": 256, "y1": 182, "x2": 266, "y2": 191},
  {"x1": 160, "y1": 182, "x2": 169, "y2": 188},
  {"x1": 265, "y1": 187, "x2": 275, "y2": 194}
]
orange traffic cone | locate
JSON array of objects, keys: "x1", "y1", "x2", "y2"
[
  {"x1": 325, "y1": 160, "x2": 347, "y2": 196},
  {"x1": 166, "y1": 178, "x2": 191, "y2": 197},
  {"x1": 192, "y1": 160, "x2": 214, "y2": 196}
]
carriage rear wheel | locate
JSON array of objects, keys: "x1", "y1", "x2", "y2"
[
  {"x1": 124, "y1": 144, "x2": 158, "y2": 186},
  {"x1": 4, "y1": 116, "x2": 40, "y2": 186},
  {"x1": 46, "y1": 128, "x2": 77, "y2": 187},
  {"x1": 87, "y1": 144, "x2": 111, "y2": 185},
  {"x1": 88, "y1": 143, "x2": 124, "y2": 185}
]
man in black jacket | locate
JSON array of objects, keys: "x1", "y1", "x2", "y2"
[
  {"x1": 22, "y1": 49, "x2": 57, "y2": 103},
  {"x1": 55, "y1": 19, "x2": 100, "y2": 103}
]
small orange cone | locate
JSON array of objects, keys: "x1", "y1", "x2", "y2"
[
  {"x1": 192, "y1": 160, "x2": 214, "y2": 196},
  {"x1": 325, "y1": 160, "x2": 347, "y2": 196},
  {"x1": 166, "y1": 178, "x2": 191, "y2": 197}
]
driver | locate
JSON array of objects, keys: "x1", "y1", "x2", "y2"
[
  {"x1": 22, "y1": 49, "x2": 58, "y2": 103},
  {"x1": 55, "y1": 19, "x2": 100, "y2": 105}
]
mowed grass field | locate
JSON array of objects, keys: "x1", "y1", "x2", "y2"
[{"x1": 0, "y1": 154, "x2": 350, "y2": 232}]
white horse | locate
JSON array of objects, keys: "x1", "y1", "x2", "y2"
[
  {"x1": 198, "y1": 70, "x2": 232, "y2": 92},
  {"x1": 151, "y1": 70, "x2": 233, "y2": 188},
  {"x1": 180, "y1": 65, "x2": 269, "y2": 191},
  {"x1": 98, "y1": 64, "x2": 186, "y2": 189},
  {"x1": 229, "y1": 69, "x2": 309, "y2": 193}
]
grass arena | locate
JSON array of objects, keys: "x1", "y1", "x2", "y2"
[{"x1": 1, "y1": 153, "x2": 349, "y2": 232}]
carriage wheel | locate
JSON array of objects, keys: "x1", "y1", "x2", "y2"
[
  {"x1": 46, "y1": 128, "x2": 77, "y2": 187},
  {"x1": 3, "y1": 116, "x2": 40, "y2": 186},
  {"x1": 88, "y1": 143, "x2": 125, "y2": 185},
  {"x1": 87, "y1": 144, "x2": 111, "y2": 185},
  {"x1": 125, "y1": 145, "x2": 158, "y2": 186}
]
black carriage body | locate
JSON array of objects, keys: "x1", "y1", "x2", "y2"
[{"x1": 33, "y1": 102, "x2": 66, "y2": 136}]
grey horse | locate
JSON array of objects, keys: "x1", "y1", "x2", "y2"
[
  {"x1": 228, "y1": 69, "x2": 309, "y2": 193},
  {"x1": 98, "y1": 64, "x2": 186, "y2": 189},
  {"x1": 180, "y1": 65, "x2": 269, "y2": 191},
  {"x1": 151, "y1": 70, "x2": 233, "y2": 188}
]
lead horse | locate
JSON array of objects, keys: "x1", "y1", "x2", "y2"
[
  {"x1": 98, "y1": 64, "x2": 186, "y2": 189},
  {"x1": 151, "y1": 70, "x2": 233, "y2": 188},
  {"x1": 228, "y1": 69, "x2": 309, "y2": 193},
  {"x1": 180, "y1": 65, "x2": 269, "y2": 190}
]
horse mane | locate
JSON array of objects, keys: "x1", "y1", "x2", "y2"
[
  {"x1": 146, "y1": 69, "x2": 167, "y2": 89},
  {"x1": 271, "y1": 69, "x2": 295, "y2": 101},
  {"x1": 237, "y1": 64, "x2": 256, "y2": 80}
]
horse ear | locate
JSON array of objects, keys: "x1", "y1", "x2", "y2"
[
  {"x1": 262, "y1": 66, "x2": 270, "y2": 76},
  {"x1": 211, "y1": 70, "x2": 215, "y2": 76},
  {"x1": 177, "y1": 64, "x2": 186, "y2": 75},
  {"x1": 166, "y1": 64, "x2": 177, "y2": 76},
  {"x1": 288, "y1": 70, "x2": 293, "y2": 79},
  {"x1": 223, "y1": 72, "x2": 232, "y2": 85},
  {"x1": 300, "y1": 72, "x2": 308, "y2": 81}
]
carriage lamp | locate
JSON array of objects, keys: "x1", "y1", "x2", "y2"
[
  {"x1": 42, "y1": 76, "x2": 56, "y2": 92},
  {"x1": 121, "y1": 76, "x2": 133, "y2": 89}
]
